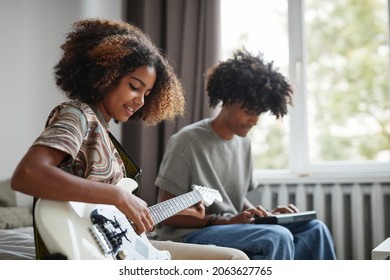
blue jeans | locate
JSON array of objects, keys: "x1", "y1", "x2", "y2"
[{"x1": 183, "y1": 220, "x2": 337, "y2": 260}]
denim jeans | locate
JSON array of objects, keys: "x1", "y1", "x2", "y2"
[{"x1": 183, "y1": 219, "x2": 337, "y2": 260}]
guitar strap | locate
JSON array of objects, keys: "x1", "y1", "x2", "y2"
[
  {"x1": 108, "y1": 131, "x2": 142, "y2": 182},
  {"x1": 33, "y1": 198, "x2": 61, "y2": 259}
]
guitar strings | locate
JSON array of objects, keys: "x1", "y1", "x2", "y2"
[{"x1": 91, "y1": 189, "x2": 205, "y2": 237}]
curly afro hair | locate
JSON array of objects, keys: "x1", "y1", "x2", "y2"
[
  {"x1": 206, "y1": 49, "x2": 293, "y2": 119},
  {"x1": 54, "y1": 18, "x2": 185, "y2": 125}
]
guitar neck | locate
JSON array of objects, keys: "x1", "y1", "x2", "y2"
[{"x1": 148, "y1": 190, "x2": 202, "y2": 224}]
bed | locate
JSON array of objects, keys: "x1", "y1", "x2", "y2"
[{"x1": 0, "y1": 179, "x2": 35, "y2": 260}]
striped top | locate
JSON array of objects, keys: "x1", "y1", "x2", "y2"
[{"x1": 33, "y1": 100, "x2": 125, "y2": 184}]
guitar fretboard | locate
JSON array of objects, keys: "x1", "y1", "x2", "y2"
[{"x1": 148, "y1": 190, "x2": 202, "y2": 224}]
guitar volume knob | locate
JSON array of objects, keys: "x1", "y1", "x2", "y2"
[{"x1": 116, "y1": 250, "x2": 127, "y2": 260}]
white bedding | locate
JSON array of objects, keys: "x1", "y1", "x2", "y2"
[
  {"x1": 0, "y1": 179, "x2": 35, "y2": 260},
  {"x1": 0, "y1": 226, "x2": 35, "y2": 260}
]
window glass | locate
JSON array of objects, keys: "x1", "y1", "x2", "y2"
[{"x1": 305, "y1": 0, "x2": 390, "y2": 163}]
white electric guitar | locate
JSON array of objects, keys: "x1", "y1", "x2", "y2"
[{"x1": 34, "y1": 178, "x2": 222, "y2": 260}]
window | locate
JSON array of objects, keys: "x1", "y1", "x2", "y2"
[{"x1": 221, "y1": 0, "x2": 390, "y2": 176}]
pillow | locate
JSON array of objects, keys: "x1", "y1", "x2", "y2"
[
  {"x1": 0, "y1": 179, "x2": 16, "y2": 207},
  {"x1": 0, "y1": 207, "x2": 33, "y2": 229}
]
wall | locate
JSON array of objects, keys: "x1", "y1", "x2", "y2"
[{"x1": 0, "y1": 0, "x2": 125, "y2": 206}]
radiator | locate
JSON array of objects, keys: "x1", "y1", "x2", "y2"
[{"x1": 247, "y1": 175, "x2": 390, "y2": 260}]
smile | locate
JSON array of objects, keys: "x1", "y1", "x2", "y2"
[{"x1": 124, "y1": 105, "x2": 135, "y2": 113}]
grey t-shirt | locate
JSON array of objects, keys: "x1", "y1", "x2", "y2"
[{"x1": 155, "y1": 118, "x2": 255, "y2": 241}]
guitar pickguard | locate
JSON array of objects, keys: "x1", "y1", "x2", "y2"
[{"x1": 88, "y1": 205, "x2": 170, "y2": 260}]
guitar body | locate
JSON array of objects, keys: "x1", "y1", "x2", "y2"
[{"x1": 34, "y1": 178, "x2": 170, "y2": 260}]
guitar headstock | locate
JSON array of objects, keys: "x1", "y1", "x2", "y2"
[{"x1": 192, "y1": 185, "x2": 223, "y2": 206}]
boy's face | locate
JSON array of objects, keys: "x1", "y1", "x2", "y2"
[{"x1": 222, "y1": 103, "x2": 259, "y2": 137}]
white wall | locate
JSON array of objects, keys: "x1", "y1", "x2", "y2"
[{"x1": 0, "y1": 0, "x2": 124, "y2": 206}]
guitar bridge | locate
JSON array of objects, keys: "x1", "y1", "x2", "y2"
[
  {"x1": 89, "y1": 224, "x2": 114, "y2": 256},
  {"x1": 89, "y1": 208, "x2": 131, "y2": 259}
]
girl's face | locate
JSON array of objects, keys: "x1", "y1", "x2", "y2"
[{"x1": 97, "y1": 65, "x2": 157, "y2": 123}]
